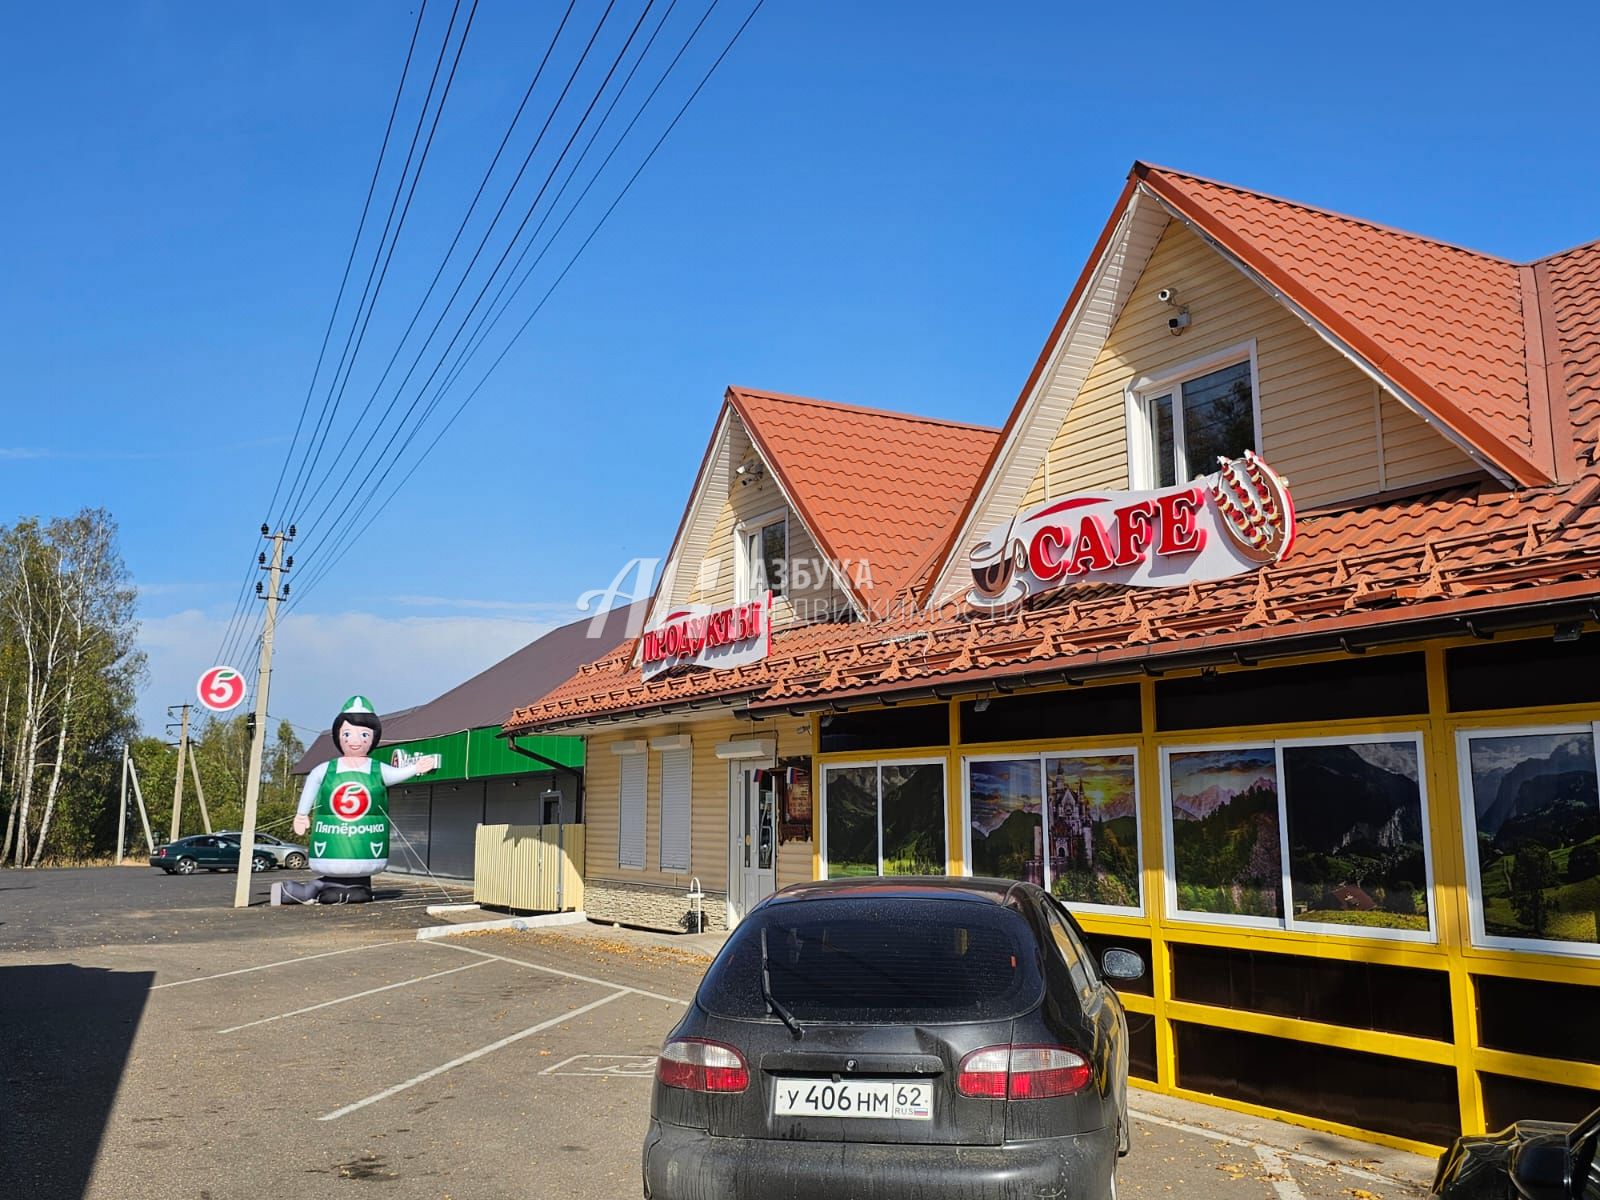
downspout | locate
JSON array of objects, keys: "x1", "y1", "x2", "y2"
[{"x1": 501, "y1": 732, "x2": 584, "y2": 821}]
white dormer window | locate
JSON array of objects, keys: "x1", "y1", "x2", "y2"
[
  {"x1": 1127, "y1": 342, "x2": 1260, "y2": 489},
  {"x1": 736, "y1": 511, "x2": 787, "y2": 601}
]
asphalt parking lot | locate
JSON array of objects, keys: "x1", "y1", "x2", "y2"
[{"x1": 0, "y1": 867, "x2": 1438, "y2": 1200}]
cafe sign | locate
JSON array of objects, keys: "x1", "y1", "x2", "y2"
[
  {"x1": 967, "y1": 450, "x2": 1295, "y2": 608},
  {"x1": 641, "y1": 592, "x2": 772, "y2": 680}
]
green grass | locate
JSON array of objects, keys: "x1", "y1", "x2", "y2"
[{"x1": 1297, "y1": 909, "x2": 1429, "y2": 931}]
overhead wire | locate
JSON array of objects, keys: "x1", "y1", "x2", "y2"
[
  {"x1": 283, "y1": 0, "x2": 584, "y2": 533},
  {"x1": 279, "y1": 0, "x2": 480, "y2": 527},
  {"x1": 288, "y1": 0, "x2": 641, "y2": 559},
  {"x1": 282, "y1": 0, "x2": 765, "y2": 613},
  {"x1": 213, "y1": 2, "x2": 441, "y2": 669}
]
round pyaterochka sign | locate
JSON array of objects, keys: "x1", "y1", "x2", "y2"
[
  {"x1": 196, "y1": 666, "x2": 247, "y2": 712},
  {"x1": 328, "y1": 782, "x2": 373, "y2": 822}
]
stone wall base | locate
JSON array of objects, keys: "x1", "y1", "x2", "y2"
[{"x1": 585, "y1": 879, "x2": 729, "y2": 933}]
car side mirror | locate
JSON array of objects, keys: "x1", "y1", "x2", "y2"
[
  {"x1": 1511, "y1": 1135, "x2": 1573, "y2": 1200},
  {"x1": 1101, "y1": 948, "x2": 1145, "y2": 981}
]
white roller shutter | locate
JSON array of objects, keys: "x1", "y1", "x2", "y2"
[
  {"x1": 618, "y1": 752, "x2": 646, "y2": 869},
  {"x1": 658, "y1": 748, "x2": 691, "y2": 873}
]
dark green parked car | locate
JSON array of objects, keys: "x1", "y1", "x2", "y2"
[{"x1": 150, "y1": 835, "x2": 274, "y2": 875}]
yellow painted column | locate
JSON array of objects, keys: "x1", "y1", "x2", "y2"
[
  {"x1": 1138, "y1": 677, "x2": 1176, "y2": 1092},
  {"x1": 947, "y1": 699, "x2": 964, "y2": 876},
  {"x1": 811, "y1": 716, "x2": 823, "y2": 881},
  {"x1": 1426, "y1": 645, "x2": 1485, "y2": 1136}
]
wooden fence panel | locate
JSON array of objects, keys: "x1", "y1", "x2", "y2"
[{"x1": 473, "y1": 823, "x2": 585, "y2": 912}]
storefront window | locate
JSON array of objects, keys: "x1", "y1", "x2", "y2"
[
  {"x1": 967, "y1": 758, "x2": 1043, "y2": 881},
  {"x1": 881, "y1": 763, "x2": 945, "y2": 874},
  {"x1": 1282, "y1": 739, "x2": 1430, "y2": 933},
  {"x1": 1046, "y1": 754, "x2": 1140, "y2": 910},
  {"x1": 1459, "y1": 727, "x2": 1600, "y2": 955},
  {"x1": 965, "y1": 752, "x2": 1142, "y2": 913},
  {"x1": 823, "y1": 765, "x2": 877, "y2": 878},
  {"x1": 1166, "y1": 746, "x2": 1283, "y2": 923},
  {"x1": 1164, "y1": 734, "x2": 1435, "y2": 940},
  {"x1": 823, "y1": 760, "x2": 947, "y2": 878}
]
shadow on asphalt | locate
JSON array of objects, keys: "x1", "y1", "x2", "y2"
[{"x1": 0, "y1": 963, "x2": 151, "y2": 1200}]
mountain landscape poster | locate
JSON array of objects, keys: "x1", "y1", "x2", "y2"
[
  {"x1": 968, "y1": 758, "x2": 1043, "y2": 882},
  {"x1": 1168, "y1": 746, "x2": 1283, "y2": 919},
  {"x1": 825, "y1": 765, "x2": 878, "y2": 878},
  {"x1": 1046, "y1": 754, "x2": 1140, "y2": 910},
  {"x1": 1281, "y1": 740, "x2": 1429, "y2": 931},
  {"x1": 1464, "y1": 730, "x2": 1600, "y2": 948}
]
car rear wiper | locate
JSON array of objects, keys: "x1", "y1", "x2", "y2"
[{"x1": 761, "y1": 926, "x2": 804, "y2": 1041}]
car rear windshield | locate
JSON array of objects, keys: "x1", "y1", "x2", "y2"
[{"x1": 697, "y1": 896, "x2": 1045, "y2": 1024}]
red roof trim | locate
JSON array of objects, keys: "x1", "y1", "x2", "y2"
[{"x1": 1136, "y1": 164, "x2": 1556, "y2": 488}]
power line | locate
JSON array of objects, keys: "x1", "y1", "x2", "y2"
[
  {"x1": 283, "y1": 0, "x2": 765, "y2": 612},
  {"x1": 263, "y1": 0, "x2": 434, "y2": 528},
  {"x1": 283, "y1": 0, "x2": 584, "y2": 532},
  {"x1": 289, "y1": 0, "x2": 639, "y2": 557},
  {"x1": 280, "y1": 0, "x2": 480, "y2": 526}
]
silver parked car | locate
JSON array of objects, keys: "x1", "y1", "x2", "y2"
[{"x1": 215, "y1": 830, "x2": 309, "y2": 870}]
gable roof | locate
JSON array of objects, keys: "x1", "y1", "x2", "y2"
[
  {"x1": 920, "y1": 162, "x2": 1577, "y2": 605},
  {"x1": 727, "y1": 387, "x2": 998, "y2": 611},
  {"x1": 643, "y1": 387, "x2": 997, "y2": 630}
]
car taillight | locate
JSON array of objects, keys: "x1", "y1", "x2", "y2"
[
  {"x1": 957, "y1": 1045, "x2": 1091, "y2": 1100},
  {"x1": 656, "y1": 1038, "x2": 749, "y2": 1093}
]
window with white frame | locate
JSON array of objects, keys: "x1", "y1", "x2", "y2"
[
  {"x1": 737, "y1": 513, "x2": 787, "y2": 601},
  {"x1": 617, "y1": 749, "x2": 647, "y2": 869},
  {"x1": 657, "y1": 745, "x2": 692, "y2": 873},
  {"x1": 964, "y1": 751, "x2": 1142, "y2": 913},
  {"x1": 1161, "y1": 734, "x2": 1434, "y2": 941},
  {"x1": 822, "y1": 760, "x2": 946, "y2": 878},
  {"x1": 1457, "y1": 724, "x2": 1600, "y2": 956},
  {"x1": 1130, "y1": 348, "x2": 1258, "y2": 488}
]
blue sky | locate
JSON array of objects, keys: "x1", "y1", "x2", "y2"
[{"x1": 4, "y1": 1, "x2": 1597, "y2": 737}]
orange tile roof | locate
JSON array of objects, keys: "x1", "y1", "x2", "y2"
[
  {"x1": 504, "y1": 472, "x2": 1600, "y2": 732},
  {"x1": 503, "y1": 165, "x2": 1600, "y2": 734},
  {"x1": 1137, "y1": 164, "x2": 1556, "y2": 486},
  {"x1": 728, "y1": 387, "x2": 998, "y2": 610}
]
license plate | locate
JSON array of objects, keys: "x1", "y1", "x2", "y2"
[{"x1": 773, "y1": 1078, "x2": 933, "y2": 1120}]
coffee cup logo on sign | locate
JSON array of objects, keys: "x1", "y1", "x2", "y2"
[{"x1": 966, "y1": 451, "x2": 1295, "y2": 608}]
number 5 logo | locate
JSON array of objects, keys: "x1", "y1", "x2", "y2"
[{"x1": 197, "y1": 666, "x2": 246, "y2": 713}]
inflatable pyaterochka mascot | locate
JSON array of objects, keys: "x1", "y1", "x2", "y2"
[{"x1": 272, "y1": 695, "x2": 436, "y2": 905}]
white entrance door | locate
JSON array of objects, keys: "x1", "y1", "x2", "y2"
[{"x1": 730, "y1": 762, "x2": 777, "y2": 925}]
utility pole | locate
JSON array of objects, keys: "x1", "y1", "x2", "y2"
[
  {"x1": 166, "y1": 703, "x2": 191, "y2": 843},
  {"x1": 189, "y1": 752, "x2": 212, "y2": 834},
  {"x1": 128, "y1": 753, "x2": 154, "y2": 854},
  {"x1": 234, "y1": 525, "x2": 292, "y2": 909},
  {"x1": 115, "y1": 744, "x2": 129, "y2": 865}
]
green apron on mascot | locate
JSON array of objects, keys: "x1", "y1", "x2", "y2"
[{"x1": 309, "y1": 756, "x2": 391, "y2": 875}]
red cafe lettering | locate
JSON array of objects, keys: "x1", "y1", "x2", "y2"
[
  {"x1": 642, "y1": 599, "x2": 767, "y2": 667},
  {"x1": 1027, "y1": 487, "x2": 1207, "y2": 582}
]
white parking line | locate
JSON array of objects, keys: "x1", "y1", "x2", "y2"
[
  {"x1": 1256, "y1": 1146, "x2": 1308, "y2": 1200},
  {"x1": 218, "y1": 960, "x2": 489, "y2": 1033},
  {"x1": 1129, "y1": 1107, "x2": 1396, "y2": 1185},
  {"x1": 433, "y1": 940, "x2": 689, "y2": 1006},
  {"x1": 318, "y1": 990, "x2": 629, "y2": 1121},
  {"x1": 151, "y1": 940, "x2": 409, "y2": 990}
]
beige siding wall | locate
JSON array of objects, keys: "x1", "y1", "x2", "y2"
[
  {"x1": 584, "y1": 717, "x2": 817, "y2": 917},
  {"x1": 1381, "y1": 391, "x2": 1478, "y2": 489},
  {"x1": 1021, "y1": 221, "x2": 1479, "y2": 511},
  {"x1": 688, "y1": 421, "x2": 849, "y2": 627}
]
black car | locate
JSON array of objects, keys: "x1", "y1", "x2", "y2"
[
  {"x1": 1433, "y1": 1104, "x2": 1600, "y2": 1200},
  {"x1": 643, "y1": 877, "x2": 1142, "y2": 1200},
  {"x1": 149, "y1": 834, "x2": 275, "y2": 875}
]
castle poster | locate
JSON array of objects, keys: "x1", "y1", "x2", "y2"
[{"x1": 1045, "y1": 754, "x2": 1140, "y2": 911}]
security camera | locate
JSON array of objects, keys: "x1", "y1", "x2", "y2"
[
  {"x1": 1167, "y1": 309, "x2": 1191, "y2": 334},
  {"x1": 1157, "y1": 288, "x2": 1178, "y2": 305}
]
